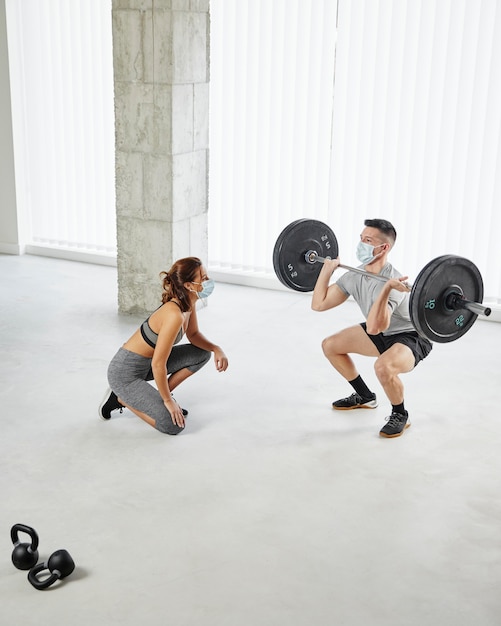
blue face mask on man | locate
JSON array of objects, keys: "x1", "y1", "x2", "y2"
[
  {"x1": 356, "y1": 241, "x2": 385, "y2": 265},
  {"x1": 193, "y1": 278, "x2": 215, "y2": 299}
]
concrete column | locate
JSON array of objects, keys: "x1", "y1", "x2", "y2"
[
  {"x1": 112, "y1": 0, "x2": 210, "y2": 313},
  {"x1": 0, "y1": 0, "x2": 20, "y2": 254}
]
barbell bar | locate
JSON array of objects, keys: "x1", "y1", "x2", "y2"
[
  {"x1": 272, "y1": 218, "x2": 491, "y2": 343},
  {"x1": 305, "y1": 250, "x2": 394, "y2": 283}
]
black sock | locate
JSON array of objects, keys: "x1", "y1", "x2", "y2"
[
  {"x1": 392, "y1": 402, "x2": 406, "y2": 415},
  {"x1": 349, "y1": 375, "x2": 374, "y2": 400}
]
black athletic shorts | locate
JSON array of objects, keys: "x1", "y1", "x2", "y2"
[{"x1": 360, "y1": 323, "x2": 433, "y2": 367}]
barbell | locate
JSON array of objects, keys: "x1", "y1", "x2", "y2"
[{"x1": 272, "y1": 218, "x2": 492, "y2": 343}]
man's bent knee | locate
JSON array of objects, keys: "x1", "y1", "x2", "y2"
[
  {"x1": 322, "y1": 335, "x2": 341, "y2": 358},
  {"x1": 374, "y1": 356, "x2": 402, "y2": 386}
]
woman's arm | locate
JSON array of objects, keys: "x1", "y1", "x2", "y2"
[
  {"x1": 186, "y1": 307, "x2": 228, "y2": 372},
  {"x1": 151, "y1": 304, "x2": 186, "y2": 426}
]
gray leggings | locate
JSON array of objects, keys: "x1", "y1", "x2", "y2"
[{"x1": 107, "y1": 345, "x2": 211, "y2": 434}]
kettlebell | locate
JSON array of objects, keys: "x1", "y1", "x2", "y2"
[
  {"x1": 10, "y1": 524, "x2": 39, "y2": 571},
  {"x1": 28, "y1": 549, "x2": 75, "y2": 590}
]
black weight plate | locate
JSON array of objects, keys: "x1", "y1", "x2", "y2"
[
  {"x1": 409, "y1": 255, "x2": 484, "y2": 343},
  {"x1": 273, "y1": 219, "x2": 339, "y2": 292}
]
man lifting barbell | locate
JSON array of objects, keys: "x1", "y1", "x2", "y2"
[
  {"x1": 273, "y1": 217, "x2": 491, "y2": 437},
  {"x1": 310, "y1": 218, "x2": 431, "y2": 438}
]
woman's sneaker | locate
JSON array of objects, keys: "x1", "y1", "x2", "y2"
[
  {"x1": 379, "y1": 411, "x2": 410, "y2": 438},
  {"x1": 98, "y1": 388, "x2": 124, "y2": 420},
  {"x1": 332, "y1": 392, "x2": 378, "y2": 410}
]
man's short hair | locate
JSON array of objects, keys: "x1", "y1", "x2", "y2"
[{"x1": 364, "y1": 219, "x2": 397, "y2": 245}]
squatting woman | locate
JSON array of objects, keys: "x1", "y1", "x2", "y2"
[{"x1": 99, "y1": 257, "x2": 228, "y2": 434}]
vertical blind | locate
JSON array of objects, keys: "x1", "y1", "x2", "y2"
[
  {"x1": 6, "y1": 0, "x2": 116, "y2": 261},
  {"x1": 328, "y1": 0, "x2": 501, "y2": 303},
  {"x1": 208, "y1": 0, "x2": 338, "y2": 276},
  {"x1": 209, "y1": 0, "x2": 501, "y2": 304},
  {"x1": 6, "y1": 1, "x2": 501, "y2": 302}
]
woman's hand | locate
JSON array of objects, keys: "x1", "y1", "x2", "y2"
[
  {"x1": 164, "y1": 398, "x2": 185, "y2": 428},
  {"x1": 213, "y1": 348, "x2": 228, "y2": 372}
]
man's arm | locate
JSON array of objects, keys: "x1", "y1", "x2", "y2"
[
  {"x1": 311, "y1": 258, "x2": 349, "y2": 311},
  {"x1": 366, "y1": 277, "x2": 410, "y2": 334}
]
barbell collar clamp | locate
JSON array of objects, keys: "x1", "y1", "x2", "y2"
[{"x1": 448, "y1": 294, "x2": 491, "y2": 317}]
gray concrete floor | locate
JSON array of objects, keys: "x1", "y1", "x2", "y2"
[{"x1": 1, "y1": 253, "x2": 501, "y2": 626}]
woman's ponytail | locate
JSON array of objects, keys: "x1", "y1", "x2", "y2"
[{"x1": 159, "y1": 257, "x2": 202, "y2": 312}]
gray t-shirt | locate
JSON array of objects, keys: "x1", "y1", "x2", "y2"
[{"x1": 335, "y1": 262, "x2": 414, "y2": 336}]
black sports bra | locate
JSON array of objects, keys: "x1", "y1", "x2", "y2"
[{"x1": 140, "y1": 301, "x2": 184, "y2": 348}]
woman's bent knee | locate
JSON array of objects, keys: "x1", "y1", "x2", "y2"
[
  {"x1": 188, "y1": 348, "x2": 211, "y2": 373},
  {"x1": 152, "y1": 405, "x2": 185, "y2": 435},
  {"x1": 155, "y1": 419, "x2": 185, "y2": 435}
]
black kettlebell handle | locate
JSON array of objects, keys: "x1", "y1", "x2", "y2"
[
  {"x1": 10, "y1": 524, "x2": 40, "y2": 570},
  {"x1": 28, "y1": 549, "x2": 75, "y2": 590},
  {"x1": 11, "y1": 524, "x2": 39, "y2": 552}
]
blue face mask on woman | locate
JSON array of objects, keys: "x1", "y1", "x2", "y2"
[{"x1": 193, "y1": 278, "x2": 215, "y2": 299}]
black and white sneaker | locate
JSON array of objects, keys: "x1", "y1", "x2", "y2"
[
  {"x1": 332, "y1": 392, "x2": 378, "y2": 410},
  {"x1": 98, "y1": 388, "x2": 124, "y2": 421},
  {"x1": 379, "y1": 411, "x2": 410, "y2": 438}
]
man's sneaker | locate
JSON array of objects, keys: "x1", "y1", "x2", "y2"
[
  {"x1": 98, "y1": 388, "x2": 124, "y2": 421},
  {"x1": 332, "y1": 392, "x2": 378, "y2": 410},
  {"x1": 379, "y1": 411, "x2": 410, "y2": 438}
]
